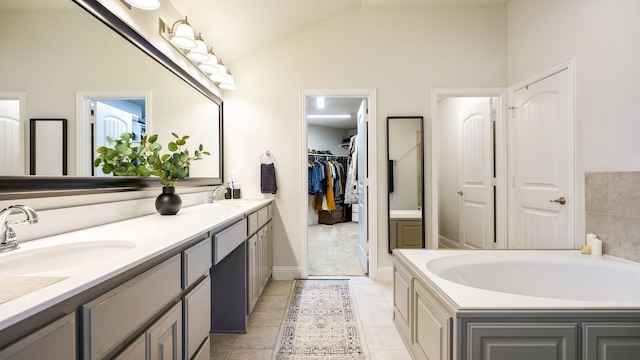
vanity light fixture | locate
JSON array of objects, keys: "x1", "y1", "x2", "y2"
[
  {"x1": 168, "y1": 17, "x2": 196, "y2": 49},
  {"x1": 159, "y1": 18, "x2": 236, "y2": 90},
  {"x1": 199, "y1": 48, "x2": 220, "y2": 74},
  {"x1": 219, "y1": 71, "x2": 236, "y2": 91},
  {"x1": 187, "y1": 33, "x2": 210, "y2": 62},
  {"x1": 124, "y1": 0, "x2": 160, "y2": 10},
  {"x1": 210, "y1": 59, "x2": 230, "y2": 83}
]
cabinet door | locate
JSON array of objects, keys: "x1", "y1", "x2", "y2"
[
  {"x1": 114, "y1": 334, "x2": 145, "y2": 360},
  {"x1": 397, "y1": 220, "x2": 423, "y2": 248},
  {"x1": 0, "y1": 313, "x2": 75, "y2": 360},
  {"x1": 413, "y1": 281, "x2": 451, "y2": 360},
  {"x1": 584, "y1": 322, "x2": 640, "y2": 360},
  {"x1": 259, "y1": 226, "x2": 269, "y2": 294},
  {"x1": 393, "y1": 260, "x2": 413, "y2": 344},
  {"x1": 247, "y1": 234, "x2": 259, "y2": 314},
  {"x1": 184, "y1": 278, "x2": 211, "y2": 359},
  {"x1": 467, "y1": 322, "x2": 577, "y2": 360},
  {"x1": 147, "y1": 302, "x2": 183, "y2": 360}
]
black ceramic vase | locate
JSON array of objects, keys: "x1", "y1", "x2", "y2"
[{"x1": 155, "y1": 186, "x2": 182, "y2": 215}]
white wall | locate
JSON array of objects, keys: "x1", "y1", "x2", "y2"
[
  {"x1": 508, "y1": 0, "x2": 640, "y2": 257},
  {"x1": 224, "y1": 5, "x2": 507, "y2": 277},
  {"x1": 307, "y1": 125, "x2": 350, "y2": 157}
]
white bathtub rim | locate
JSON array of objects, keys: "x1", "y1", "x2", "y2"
[{"x1": 395, "y1": 249, "x2": 640, "y2": 310}]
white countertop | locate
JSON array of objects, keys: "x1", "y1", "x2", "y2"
[
  {"x1": 0, "y1": 199, "x2": 271, "y2": 330},
  {"x1": 395, "y1": 249, "x2": 640, "y2": 311},
  {"x1": 389, "y1": 209, "x2": 422, "y2": 219}
]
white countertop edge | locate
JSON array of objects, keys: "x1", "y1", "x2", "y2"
[
  {"x1": 394, "y1": 249, "x2": 640, "y2": 311},
  {"x1": 0, "y1": 199, "x2": 271, "y2": 330}
]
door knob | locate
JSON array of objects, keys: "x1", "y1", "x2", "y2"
[
  {"x1": 550, "y1": 197, "x2": 567, "y2": 205},
  {"x1": 457, "y1": 191, "x2": 464, "y2": 196}
]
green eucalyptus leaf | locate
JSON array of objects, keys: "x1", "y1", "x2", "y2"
[
  {"x1": 148, "y1": 134, "x2": 158, "y2": 143},
  {"x1": 168, "y1": 142, "x2": 178, "y2": 151},
  {"x1": 171, "y1": 132, "x2": 178, "y2": 139},
  {"x1": 176, "y1": 139, "x2": 186, "y2": 146}
]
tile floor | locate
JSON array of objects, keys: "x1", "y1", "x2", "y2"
[{"x1": 210, "y1": 277, "x2": 412, "y2": 360}]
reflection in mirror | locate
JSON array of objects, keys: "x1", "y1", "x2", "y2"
[
  {"x1": 0, "y1": 92, "x2": 25, "y2": 175},
  {"x1": 387, "y1": 116, "x2": 425, "y2": 253},
  {"x1": 437, "y1": 97, "x2": 497, "y2": 249},
  {"x1": 0, "y1": 0, "x2": 222, "y2": 197}
]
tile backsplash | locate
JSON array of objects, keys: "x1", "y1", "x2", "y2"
[{"x1": 585, "y1": 172, "x2": 640, "y2": 263}]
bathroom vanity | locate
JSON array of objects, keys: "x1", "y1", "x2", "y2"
[
  {"x1": 0, "y1": 199, "x2": 272, "y2": 359},
  {"x1": 393, "y1": 249, "x2": 640, "y2": 360}
]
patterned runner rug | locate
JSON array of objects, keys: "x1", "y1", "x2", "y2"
[{"x1": 273, "y1": 279, "x2": 369, "y2": 360}]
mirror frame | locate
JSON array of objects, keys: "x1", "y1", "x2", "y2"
[
  {"x1": 0, "y1": 0, "x2": 224, "y2": 200},
  {"x1": 387, "y1": 116, "x2": 425, "y2": 253}
]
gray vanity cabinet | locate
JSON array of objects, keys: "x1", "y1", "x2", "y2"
[
  {"x1": 0, "y1": 313, "x2": 76, "y2": 360},
  {"x1": 83, "y1": 254, "x2": 182, "y2": 359},
  {"x1": 147, "y1": 302, "x2": 183, "y2": 359},
  {"x1": 83, "y1": 236, "x2": 212, "y2": 360},
  {"x1": 467, "y1": 322, "x2": 578, "y2": 360},
  {"x1": 210, "y1": 203, "x2": 273, "y2": 333},
  {"x1": 583, "y1": 322, "x2": 640, "y2": 360},
  {"x1": 247, "y1": 205, "x2": 273, "y2": 315}
]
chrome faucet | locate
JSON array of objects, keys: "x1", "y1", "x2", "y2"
[
  {"x1": 208, "y1": 187, "x2": 226, "y2": 203},
  {"x1": 0, "y1": 205, "x2": 38, "y2": 252}
]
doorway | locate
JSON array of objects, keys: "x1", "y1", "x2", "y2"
[
  {"x1": 301, "y1": 89, "x2": 378, "y2": 279},
  {"x1": 76, "y1": 91, "x2": 150, "y2": 176}
]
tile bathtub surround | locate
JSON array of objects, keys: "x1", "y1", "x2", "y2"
[
  {"x1": 585, "y1": 171, "x2": 640, "y2": 263},
  {"x1": 210, "y1": 278, "x2": 412, "y2": 360}
]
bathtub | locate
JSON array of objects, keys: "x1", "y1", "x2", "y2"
[
  {"x1": 397, "y1": 249, "x2": 640, "y2": 309},
  {"x1": 393, "y1": 249, "x2": 640, "y2": 360}
]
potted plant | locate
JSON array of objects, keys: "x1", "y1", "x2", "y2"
[{"x1": 94, "y1": 132, "x2": 209, "y2": 215}]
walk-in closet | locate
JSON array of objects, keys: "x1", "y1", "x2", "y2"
[{"x1": 306, "y1": 96, "x2": 365, "y2": 276}]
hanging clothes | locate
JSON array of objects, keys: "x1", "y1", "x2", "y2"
[{"x1": 344, "y1": 136, "x2": 359, "y2": 204}]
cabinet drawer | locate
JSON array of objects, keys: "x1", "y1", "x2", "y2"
[
  {"x1": 0, "y1": 313, "x2": 76, "y2": 360},
  {"x1": 82, "y1": 255, "x2": 182, "y2": 359},
  {"x1": 183, "y1": 238, "x2": 212, "y2": 289},
  {"x1": 248, "y1": 212, "x2": 259, "y2": 236},
  {"x1": 214, "y1": 219, "x2": 247, "y2": 264},
  {"x1": 257, "y1": 206, "x2": 270, "y2": 228}
]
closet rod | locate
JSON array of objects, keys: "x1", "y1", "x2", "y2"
[{"x1": 307, "y1": 153, "x2": 347, "y2": 158}]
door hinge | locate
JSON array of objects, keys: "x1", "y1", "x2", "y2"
[{"x1": 492, "y1": 178, "x2": 497, "y2": 186}]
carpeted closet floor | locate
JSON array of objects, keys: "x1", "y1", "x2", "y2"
[{"x1": 308, "y1": 221, "x2": 366, "y2": 276}]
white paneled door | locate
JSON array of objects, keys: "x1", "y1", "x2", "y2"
[
  {"x1": 509, "y1": 68, "x2": 573, "y2": 249},
  {"x1": 459, "y1": 99, "x2": 494, "y2": 249},
  {"x1": 357, "y1": 99, "x2": 369, "y2": 274}
]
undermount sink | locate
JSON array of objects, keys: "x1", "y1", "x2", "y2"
[{"x1": 0, "y1": 240, "x2": 136, "y2": 276}]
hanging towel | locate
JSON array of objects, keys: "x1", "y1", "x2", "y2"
[{"x1": 260, "y1": 163, "x2": 278, "y2": 194}]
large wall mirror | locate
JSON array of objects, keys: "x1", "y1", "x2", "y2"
[
  {"x1": 387, "y1": 116, "x2": 425, "y2": 253},
  {"x1": 0, "y1": 0, "x2": 223, "y2": 198}
]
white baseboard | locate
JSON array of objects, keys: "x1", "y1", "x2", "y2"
[
  {"x1": 376, "y1": 266, "x2": 393, "y2": 281},
  {"x1": 272, "y1": 266, "x2": 304, "y2": 280},
  {"x1": 438, "y1": 235, "x2": 462, "y2": 249}
]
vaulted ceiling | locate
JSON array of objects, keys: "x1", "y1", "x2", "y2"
[{"x1": 171, "y1": 0, "x2": 509, "y2": 62}]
